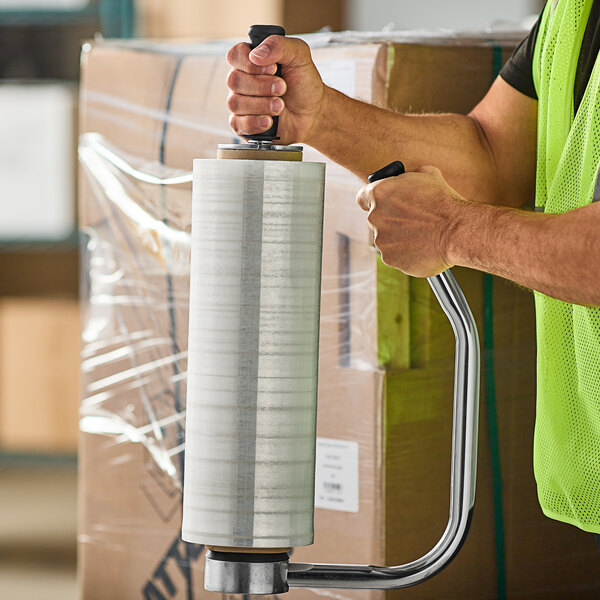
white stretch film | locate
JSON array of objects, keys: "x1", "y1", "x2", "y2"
[{"x1": 182, "y1": 158, "x2": 326, "y2": 548}]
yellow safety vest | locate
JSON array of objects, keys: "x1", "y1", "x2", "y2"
[{"x1": 532, "y1": 0, "x2": 600, "y2": 533}]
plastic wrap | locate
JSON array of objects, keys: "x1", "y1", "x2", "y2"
[
  {"x1": 183, "y1": 158, "x2": 325, "y2": 548},
  {"x1": 78, "y1": 30, "x2": 600, "y2": 600}
]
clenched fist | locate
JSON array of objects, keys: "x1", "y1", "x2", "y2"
[
  {"x1": 356, "y1": 166, "x2": 470, "y2": 277},
  {"x1": 226, "y1": 35, "x2": 327, "y2": 145}
]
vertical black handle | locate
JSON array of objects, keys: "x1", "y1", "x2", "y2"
[
  {"x1": 247, "y1": 24, "x2": 286, "y2": 142},
  {"x1": 368, "y1": 161, "x2": 406, "y2": 183}
]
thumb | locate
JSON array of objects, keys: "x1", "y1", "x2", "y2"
[{"x1": 249, "y1": 36, "x2": 312, "y2": 69}]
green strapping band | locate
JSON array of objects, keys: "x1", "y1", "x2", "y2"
[{"x1": 485, "y1": 42, "x2": 507, "y2": 600}]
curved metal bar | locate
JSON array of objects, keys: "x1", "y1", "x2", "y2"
[{"x1": 288, "y1": 269, "x2": 480, "y2": 590}]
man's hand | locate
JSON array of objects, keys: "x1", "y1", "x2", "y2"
[
  {"x1": 226, "y1": 36, "x2": 327, "y2": 145},
  {"x1": 356, "y1": 166, "x2": 468, "y2": 277}
]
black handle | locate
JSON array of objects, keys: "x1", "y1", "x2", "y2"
[
  {"x1": 368, "y1": 161, "x2": 406, "y2": 183},
  {"x1": 247, "y1": 24, "x2": 286, "y2": 142}
]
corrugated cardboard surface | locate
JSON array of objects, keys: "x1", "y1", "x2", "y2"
[
  {"x1": 79, "y1": 37, "x2": 385, "y2": 599},
  {"x1": 79, "y1": 34, "x2": 600, "y2": 600},
  {"x1": 0, "y1": 298, "x2": 79, "y2": 452}
]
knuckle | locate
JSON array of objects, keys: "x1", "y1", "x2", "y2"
[
  {"x1": 231, "y1": 117, "x2": 241, "y2": 133},
  {"x1": 368, "y1": 183, "x2": 380, "y2": 200},
  {"x1": 226, "y1": 45, "x2": 237, "y2": 66},
  {"x1": 226, "y1": 93, "x2": 240, "y2": 112},
  {"x1": 267, "y1": 35, "x2": 288, "y2": 57},
  {"x1": 290, "y1": 37, "x2": 311, "y2": 58},
  {"x1": 265, "y1": 35, "x2": 279, "y2": 49},
  {"x1": 226, "y1": 68, "x2": 239, "y2": 90},
  {"x1": 372, "y1": 229, "x2": 381, "y2": 247},
  {"x1": 372, "y1": 184, "x2": 387, "y2": 202},
  {"x1": 380, "y1": 254, "x2": 393, "y2": 268},
  {"x1": 228, "y1": 42, "x2": 250, "y2": 66},
  {"x1": 297, "y1": 38, "x2": 310, "y2": 52}
]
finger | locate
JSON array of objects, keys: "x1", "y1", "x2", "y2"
[
  {"x1": 371, "y1": 225, "x2": 381, "y2": 248},
  {"x1": 359, "y1": 175, "x2": 408, "y2": 211},
  {"x1": 227, "y1": 93, "x2": 284, "y2": 116},
  {"x1": 229, "y1": 114, "x2": 273, "y2": 137},
  {"x1": 366, "y1": 208, "x2": 382, "y2": 232},
  {"x1": 227, "y1": 42, "x2": 278, "y2": 75},
  {"x1": 227, "y1": 69, "x2": 287, "y2": 97},
  {"x1": 249, "y1": 36, "x2": 313, "y2": 69},
  {"x1": 356, "y1": 186, "x2": 373, "y2": 211}
]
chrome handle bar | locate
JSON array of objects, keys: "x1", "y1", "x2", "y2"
[{"x1": 287, "y1": 269, "x2": 480, "y2": 590}]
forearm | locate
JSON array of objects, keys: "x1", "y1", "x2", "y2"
[
  {"x1": 308, "y1": 87, "x2": 513, "y2": 206},
  {"x1": 228, "y1": 38, "x2": 537, "y2": 208},
  {"x1": 448, "y1": 200, "x2": 600, "y2": 306}
]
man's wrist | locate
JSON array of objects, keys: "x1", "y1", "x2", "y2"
[
  {"x1": 445, "y1": 198, "x2": 508, "y2": 271},
  {"x1": 304, "y1": 85, "x2": 343, "y2": 149}
]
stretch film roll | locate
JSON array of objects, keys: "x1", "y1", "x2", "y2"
[{"x1": 182, "y1": 158, "x2": 326, "y2": 548}]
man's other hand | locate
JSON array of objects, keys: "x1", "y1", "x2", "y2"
[{"x1": 356, "y1": 166, "x2": 469, "y2": 277}]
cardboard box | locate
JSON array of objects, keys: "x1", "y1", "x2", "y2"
[
  {"x1": 0, "y1": 298, "x2": 80, "y2": 452},
  {"x1": 136, "y1": 0, "x2": 344, "y2": 39},
  {"x1": 78, "y1": 32, "x2": 600, "y2": 600}
]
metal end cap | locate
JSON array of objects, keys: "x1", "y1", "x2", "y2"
[{"x1": 204, "y1": 550, "x2": 290, "y2": 595}]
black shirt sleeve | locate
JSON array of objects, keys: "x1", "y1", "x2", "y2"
[{"x1": 499, "y1": 12, "x2": 542, "y2": 100}]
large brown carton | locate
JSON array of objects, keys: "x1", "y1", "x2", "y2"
[
  {"x1": 79, "y1": 31, "x2": 600, "y2": 600},
  {"x1": 0, "y1": 298, "x2": 79, "y2": 452}
]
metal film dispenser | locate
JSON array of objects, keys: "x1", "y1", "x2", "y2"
[{"x1": 182, "y1": 25, "x2": 480, "y2": 596}]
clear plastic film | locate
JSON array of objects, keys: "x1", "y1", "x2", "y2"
[
  {"x1": 78, "y1": 30, "x2": 600, "y2": 600},
  {"x1": 182, "y1": 158, "x2": 325, "y2": 548}
]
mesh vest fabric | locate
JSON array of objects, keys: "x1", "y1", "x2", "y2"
[{"x1": 532, "y1": 0, "x2": 600, "y2": 533}]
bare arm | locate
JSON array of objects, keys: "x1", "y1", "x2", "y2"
[
  {"x1": 226, "y1": 36, "x2": 537, "y2": 208},
  {"x1": 227, "y1": 36, "x2": 600, "y2": 307},
  {"x1": 356, "y1": 164, "x2": 600, "y2": 307},
  {"x1": 309, "y1": 78, "x2": 537, "y2": 208},
  {"x1": 447, "y1": 200, "x2": 600, "y2": 306}
]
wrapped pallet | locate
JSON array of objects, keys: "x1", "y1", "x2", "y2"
[{"x1": 78, "y1": 30, "x2": 600, "y2": 600}]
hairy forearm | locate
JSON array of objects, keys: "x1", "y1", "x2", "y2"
[
  {"x1": 307, "y1": 86, "x2": 518, "y2": 206},
  {"x1": 448, "y1": 200, "x2": 600, "y2": 306}
]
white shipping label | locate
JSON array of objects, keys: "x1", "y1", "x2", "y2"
[
  {"x1": 315, "y1": 59, "x2": 356, "y2": 98},
  {"x1": 314, "y1": 437, "x2": 359, "y2": 513}
]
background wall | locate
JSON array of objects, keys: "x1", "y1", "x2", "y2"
[{"x1": 346, "y1": 0, "x2": 544, "y2": 31}]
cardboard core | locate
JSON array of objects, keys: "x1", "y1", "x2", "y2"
[{"x1": 217, "y1": 147, "x2": 302, "y2": 162}]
